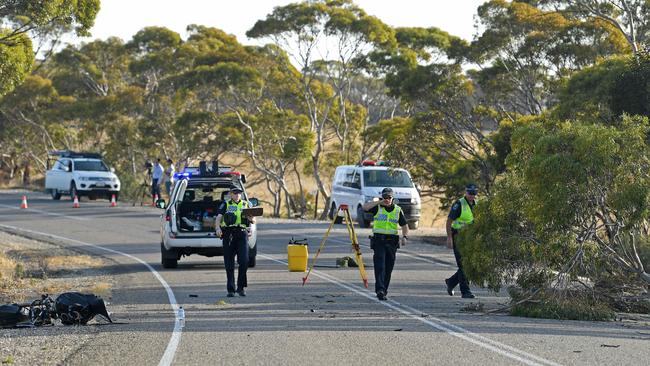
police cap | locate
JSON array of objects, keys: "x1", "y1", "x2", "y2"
[
  {"x1": 465, "y1": 183, "x2": 478, "y2": 195},
  {"x1": 230, "y1": 185, "x2": 243, "y2": 193},
  {"x1": 381, "y1": 187, "x2": 394, "y2": 198}
]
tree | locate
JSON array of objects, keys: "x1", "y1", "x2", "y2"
[
  {"x1": 460, "y1": 116, "x2": 650, "y2": 305},
  {"x1": 0, "y1": 0, "x2": 100, "y2": 97},
  {"x1": 542, "y1": 0, "x2": 650, "y2": 52},
  {"x1": 247, "y1": 0, "x2": 396, "y2": 218}
]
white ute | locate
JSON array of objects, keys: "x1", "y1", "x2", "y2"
[
  {"x1": 158, "y1": 162, "x2": 259, "y2": 269},
  {"x1": 45, "y1": 151, "x2": 121, "y2": 200}
]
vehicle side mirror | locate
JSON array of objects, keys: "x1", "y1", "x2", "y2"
[
  {"x1": 248, "y1": 197, "x2": 259, "y2": 207},
  {"x1": 240, "y1": 174, "x2": 247, "y2": 184},
  {"x1": 155, "y1": 199, "x2": 166, "y2": 209},
  {"x1": 110, "y1": 167, "x2": 115, "y2": 173},
  {"x1": 415, "y1": 183, "x2": 422, "y2": 193},
  {"x1": 65, "y1": 166, "x2": 71, "y2": 172}
]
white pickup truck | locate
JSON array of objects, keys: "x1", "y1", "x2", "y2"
[{"x1": 44, "y1": 151, "x2": 121, "y2": 200}]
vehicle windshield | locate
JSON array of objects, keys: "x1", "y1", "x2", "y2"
[
  {"x1": 363, "y1": 169, "x2": 413, "y2": 188},
  {"x1": 75, "y1": 160, "x2": 109, "y2": 172}
]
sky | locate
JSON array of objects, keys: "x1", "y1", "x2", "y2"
[{"x1": 74, "y1": 0, "x2": 487, "y2": 47}]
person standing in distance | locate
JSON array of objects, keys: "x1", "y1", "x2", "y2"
[
  {"x1": 163, "y1": 159, "x2": 175, "y2": 197},
  {"x1": 445, "y1": 183, "x2": 478, "y2": 299},
  {"x1": 151, "y1": 158, "x2": 164, "y2": 199},
  {"x1": 215, "y1": 185, "x2": 255, "y2": 297},
  {"x1": 362, "y1": 187, "x2": 409, "y2": 301}
]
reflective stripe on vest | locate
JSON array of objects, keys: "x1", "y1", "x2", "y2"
[
  {"x1": 225, "y1": 199, "x2": 249, "y2": 227},
  {"x1": 373, "y1": 205, "x2": 401, "y2": 235},
  {"x1": 451, "y1": 197, "x2": 474, "y2": 230}
]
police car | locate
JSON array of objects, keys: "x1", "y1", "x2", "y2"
[
  {"x1": 44, "y1": 151, "x2": 121, "y2": 200},
  {"x1": 330, "y1": 160, "x2": 422, "y2": 229},
  {"x1": 158, "y1": 161, "x2": 259, "y2": 268}
]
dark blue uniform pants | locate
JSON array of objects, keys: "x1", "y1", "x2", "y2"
[
  {"x1": 372, "y1": 234, "x2": 399, "y2": 295},
  {"x1": 223, "y1": 228, "x2": 249, "y2": 293},
  {"x1": 447, "y1": 234, "x2": 471, "y2": 295}
]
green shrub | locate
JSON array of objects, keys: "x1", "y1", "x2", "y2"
[{"x1": 509, "y1": 288, "x2": 615, "y2": 321}]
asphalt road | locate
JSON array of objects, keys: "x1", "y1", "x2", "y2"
[{"x1": 0, "y1": 191, "x2": 648, "y2": 366}]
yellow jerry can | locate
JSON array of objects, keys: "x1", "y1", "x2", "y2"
[{"x1": 287, "y1": 239, "x2": 309, "y2": 272}]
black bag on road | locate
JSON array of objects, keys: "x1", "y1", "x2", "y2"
[{"x1": 55, "y1": 292, "x2": 112, "y2": 325}]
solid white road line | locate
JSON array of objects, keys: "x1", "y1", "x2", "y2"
[
  {"x1": 0, "y1": 203, "x2": 89, "y2": 221},
  {"x1": 259, "y1": 253, "x2": 562, "y2": 366},
  {"x1": 265, "y1": 228, "x2": 454, "y2": 267},
  {"x1": 0, "y1": 224, "x2": 181, "y2": 366}
]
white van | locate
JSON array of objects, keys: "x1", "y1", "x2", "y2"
[{"x1": 329, "y1": 161, "x2": 421, "y2": 229}]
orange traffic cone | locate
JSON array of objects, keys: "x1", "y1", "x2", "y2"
[
  {"x1": 110, "y1": 194, "x2": 117, "y2": 207},
  {"x1": 20, "y1": 195, "x2": 28, "y2": 209},
  {"x1": 72, "y1": 195, "x2": 80, "y2": 208}
]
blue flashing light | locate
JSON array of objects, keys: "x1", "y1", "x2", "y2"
[{"x1": 173, "y1": 172, "x2": 192, "y2": 180}]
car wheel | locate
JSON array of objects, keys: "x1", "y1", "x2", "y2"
[
  {"x1": 408, "y1": 220, "x2": 419, "y2": 230},
  {"x1": 248, "y1": 245, "x2": 257, "y2": 268},
  {"x1": 161, "y1": 242, "x2": 178, "y2": 269},
  {"x1": 70, "y1": 182, "x2": 78, "y2": 199},
  {"x1": 357, "y1": 205, "x2": 370, "y2": 228},
  {"x1": 330, "y1": 203, "x2": 342, "y2": 224},
  {"x1": 51, "y1": 189, "x2": 61, "y2": 200}
]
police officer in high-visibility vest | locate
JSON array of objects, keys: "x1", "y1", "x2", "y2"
[
  {"x1": 215, "y1": 185, "x2": 256, "y2": 297},
  {"x1": 362, "y1": 187, "x2": 409, "y2": 301},
  {"x1": 445, "y1": 183, "x2": 478, "y2": 299}
]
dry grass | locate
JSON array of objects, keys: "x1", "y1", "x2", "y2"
[
  {"x1": 43, "y1": 255, "x2": 103, "y2": 272},
  {"x1": 0, "y1": 251, "x2": 16, "y2": 281},
  {"x1": 0, "y1": 233, "x2": 113, "y2": 303}
]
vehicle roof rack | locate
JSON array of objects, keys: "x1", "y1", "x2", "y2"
[{"x1": 48, "y1": 150, "x2": 103, "y2": 159}]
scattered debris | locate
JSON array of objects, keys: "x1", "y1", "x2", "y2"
[
  {"x1": 460, "y1": 302, "x2": 485, "y2": 312},
  {"x1": 394, "y1": 328, "x2": 403, "y2": 331},
  {"x1": 215, "y1": 300, "x2": 227, "y2": 306},
  {"x1": 600, "y1": 344, "x2": 620, "y2": 348},
  {"x1": 336, "y1": 256, "x2": 358, "y2": 268},
  {"x1": 189, "y1": 294, "x2": 198, "y2": 298}
]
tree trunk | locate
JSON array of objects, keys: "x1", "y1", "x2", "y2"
[{"x1": 640, "y1": 271, "x2": 650, "y2": 285}]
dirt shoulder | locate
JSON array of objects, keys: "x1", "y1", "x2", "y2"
[{"x1": 0, "y1": 230, "x2": 115, "y2": 366}]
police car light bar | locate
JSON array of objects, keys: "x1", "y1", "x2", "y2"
[{"x1": 361, "y1": 160, "x2": 376, "y2": 166}]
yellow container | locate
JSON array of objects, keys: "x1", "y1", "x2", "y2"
[{"x1": 287, "y1": 244, "x2": 309, "y2": 272}]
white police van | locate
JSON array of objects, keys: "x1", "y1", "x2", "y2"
[
  {"x1": 158, "y1": 161, "x2": 259, "y2": 268},
  {"x1": 329, "y1": 160, "x2": 421, "y2": 229}
]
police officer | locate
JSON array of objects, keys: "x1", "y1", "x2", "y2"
[
  {"x1": 444, "y1": 183, "x2": 478, "y2": 299},
  {"x1": 215, "y1": 185, "x2": 255, "y2": 297},
  {"x1": 362, "y1": 187, "x2": 409, "y2": 301}
]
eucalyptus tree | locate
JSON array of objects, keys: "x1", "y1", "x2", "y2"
[
  {"x1": 0, "y1": 0, "x2": 100, "y2": 97},
  {"x1": 460, "y1": 116, "x2": 650, "y2": 315},
  {"x1": 247, "y1": 0, "x2": 396, "y2": 218},
  {"x1": 541, "y1": 0, "x2": 650, "y2": 53},
  {"x1": 471, "y1": 0, "x2": 630, "y2": 116}
]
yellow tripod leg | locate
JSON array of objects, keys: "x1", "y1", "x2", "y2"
[
  {"x1": 302, "y1": 206, "x2": 338, "y2": 286},
  {"x1": 343, "y1": 208, "x2": 369, "y2": 288}
]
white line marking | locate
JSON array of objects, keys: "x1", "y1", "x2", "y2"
[
  {"x1": 0, "y1": 224, "x2": 181, "y2": 366},
  {"x1": 259, "y1": 253, "x2": 562, "y2": 366},
  {"x1": 0, "y1": 203, "x2": 89, "y2": 221},
  {"x1": 264, "y1": 228, "x2": 454, "y2": 267}
]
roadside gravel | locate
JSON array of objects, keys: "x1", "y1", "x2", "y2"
[{"x1": 0, "y1": 231, "x2": 115, "y2": 366}]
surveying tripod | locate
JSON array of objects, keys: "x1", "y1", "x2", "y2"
[{"x1": 302, "y1": 204, "x2": 369, "y2": 288}]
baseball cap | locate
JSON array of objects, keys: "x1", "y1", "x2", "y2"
[
  {"x1": 465, "y1": 183, "x2": 478, "y2": 195},
  {"x1": 381, "y1": 187, "x2": 394, "y2": 198}
]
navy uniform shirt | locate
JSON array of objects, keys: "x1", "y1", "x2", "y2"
[
  {"x1": 448, "y1": 197, "x2": 476, "y2": 235},
  {"x1": 367, "y1": 204, "x2": 408, "y2": 227}
]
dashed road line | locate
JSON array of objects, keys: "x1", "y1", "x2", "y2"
[{"x1": 259, "y1": 252, "x2": 561, "y2": 366}]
